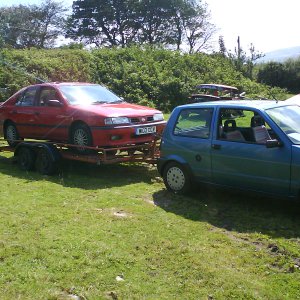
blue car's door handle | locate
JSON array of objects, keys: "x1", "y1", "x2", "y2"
[{"x1": 212, "y1": 144, "x2": 221, "y2": 150}]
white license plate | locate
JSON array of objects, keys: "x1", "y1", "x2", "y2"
[{"x1": 136, "y1": 126, "x2": 156, "y2": 135}]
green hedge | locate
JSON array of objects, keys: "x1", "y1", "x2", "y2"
[{"x1": 0, "y1": 47, "x2": 288, "y2": 111}]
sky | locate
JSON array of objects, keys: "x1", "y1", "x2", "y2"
[
  {"x1": 1, "y1": 0, "x2": 300, "y2": 53},
  {"x1": 207, "y1": 0, "x2": 300, "y2": 53}
]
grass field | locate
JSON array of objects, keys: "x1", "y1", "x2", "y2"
[{"x1": 0, "y1": 148, "x2": 300, "y2": 300}]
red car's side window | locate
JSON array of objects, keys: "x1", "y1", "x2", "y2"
[
  {"x1": 38, "y1": 88, "x2": 59, "y2": 106},
  {"x1": 15, "y1": 87, "x2": 37, "y2": 107}
]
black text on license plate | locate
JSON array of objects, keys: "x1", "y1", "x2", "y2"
[{"x1": 136, "y1": 126, "x2": 156, "y2": 135}]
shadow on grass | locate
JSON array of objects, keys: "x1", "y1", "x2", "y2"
[
  {"x1": 0, "y1": 154, "x2": 158, "y2": 190},
  {"x1": 153, "y1": 185, "x2": 300, "y2": 239}
]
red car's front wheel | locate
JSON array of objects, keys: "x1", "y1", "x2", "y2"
[{"x1": 70, "y1": 123, "x2": 93, "y2": 153}]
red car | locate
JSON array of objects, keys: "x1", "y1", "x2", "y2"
[{"x1": 0, "y1": 82, "x2": 166, "y2": 151}]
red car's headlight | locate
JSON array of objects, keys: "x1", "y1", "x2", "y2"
[
  {"x1": 153, "y1": 113, "x2": 164, "y2": 121},
  {"x1": 104, "y1": 117, "x2": 130, "y2": 125}
]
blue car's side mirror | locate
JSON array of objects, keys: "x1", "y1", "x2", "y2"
[{"x1": 266, "y1": 139, "x2": 283, "y2": 148}]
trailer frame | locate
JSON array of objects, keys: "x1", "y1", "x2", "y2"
[{"x1": 0, "y1": 137, "x2": 161, "y2": 175}]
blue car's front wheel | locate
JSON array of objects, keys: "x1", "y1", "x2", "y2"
[{"x1": 163, "y1": 162, "x2": 191, "y2": 194}]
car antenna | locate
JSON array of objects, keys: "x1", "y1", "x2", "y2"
[
  {"x1": 0, "y1": 54, "x2": 47, "y2": 83},
  {"x1": 268, "y1": 90, "x2": 278, "y2": 102}
]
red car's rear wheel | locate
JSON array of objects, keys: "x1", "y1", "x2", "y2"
[{"x1": 5, "y1": 122, "x2": 20, "y2": 147}]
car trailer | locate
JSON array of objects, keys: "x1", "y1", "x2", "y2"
[{"x1": 0, "y1": 138, "x2": 161, "y2": 175}]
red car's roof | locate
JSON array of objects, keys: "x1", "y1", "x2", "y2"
[{"x1": 30, "y1": 82, "x2": 97, "y2": 87}]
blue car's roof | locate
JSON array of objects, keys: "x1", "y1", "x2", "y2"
[{"x1": 177, "y1": 100, "x2": 296, "y2": 111}]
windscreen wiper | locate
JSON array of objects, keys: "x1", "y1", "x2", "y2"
[{"x1": 92, "y1": 100, "x2": 108, "y2": 104}]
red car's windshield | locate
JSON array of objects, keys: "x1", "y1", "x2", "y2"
[{"x1": 58, "y1": 84, "x2": 122, "y2": 105}]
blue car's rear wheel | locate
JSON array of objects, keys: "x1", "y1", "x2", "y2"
[{"x1": 163, "y1": 162, "x2": 191, "y2": 194}]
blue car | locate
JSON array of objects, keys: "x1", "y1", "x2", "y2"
[{"x1": 158, "y1": 100, "x2": 300, "y2": 198}]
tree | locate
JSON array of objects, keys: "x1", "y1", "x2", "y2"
[
  {"x1": 67, "y1": 0, "x2": 215, "y2": 51},
  {"x1": 166, "y1": 0, "x2": 215, "y2": 52},
  {"x1": 257, "y1": 62, "x2": 286, "y2": 87},
  {"x1": 0, "y1": 5, "x2": 33, "y2": 48},
  {"x1": 229, "y1": 36, "x2": 264, "y2": 79},
  {"x1": 218, "y1": 35, "x2": 226, "y2": 56},
  {"x1": 167, "y1": 0, "x2": 186, "y2": 50},
  {"x1": 33, "y1": 0, "x2": 67, "y2": 48},
  {"x1": 67, "y1": 0, "x2": 140, "y2": 47},
  {"x1": 0, "y1": 0, "x2": 67, "y2": 49},
  {"x1": 181, "y1": 1, "x2": 215, "y2": 53},
  {"x1": 135, "y1": 0, "x2": 171, "y2": 45},
  {"x1": 257, "y1": 58, "x2": 300, "y2": 93}
]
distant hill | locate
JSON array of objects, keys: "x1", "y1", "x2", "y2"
[{"x1": 258, "y1": 46, "x2": 300, "y2": 63}]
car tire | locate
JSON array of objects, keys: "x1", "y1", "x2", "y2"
[
  {"x1": 17, "y1": 147, "x2": 36, "y2": 171},
  {"x1": 70, "y1": 123, "x2": 93, "y2": 153},
  {"x1": 163, "y1": 162, "x2": 191, "y2": 194},
  {"x1": 35, "y1": 148, "x2": 57, "y2": 175},
  {"x1": 5, "y1": 122, "x2": 20, "y2": 147}
]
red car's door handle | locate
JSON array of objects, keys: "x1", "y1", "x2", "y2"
[
  {"x1": 34, "y1": 111, "x2": 40, "y2": 115},
  {"x1": 212, "y1": 144, "x2": 221, "y2": 150}
]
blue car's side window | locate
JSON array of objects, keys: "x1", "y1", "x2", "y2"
[
  {"x1": 174, "y1": 108, "x2": 213, "y2": 139},
  {"x1": 218, "y1": 108, "x2": 275, "y2": 144}
]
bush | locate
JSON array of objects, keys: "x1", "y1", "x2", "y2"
[{"x1": 0, "y1": 47, "x2": 288, "y2": 110}]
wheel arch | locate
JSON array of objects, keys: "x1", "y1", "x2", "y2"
[{"x1": 158, "y1": 156, "x2": 194, "y2": 180}]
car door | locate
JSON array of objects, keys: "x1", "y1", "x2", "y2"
[
  {"x1": 13, "y1": 86, "x2": 39, "y2": 138},
  {"x1": 34, "y1": 86, "x2": 70, "y2": 141},
  {"x1": 211, "y1": 107, "x2": 291, "y2": 196},
  {"x1": 165, "y1": 107, "x2": 214, "y2": 182}
]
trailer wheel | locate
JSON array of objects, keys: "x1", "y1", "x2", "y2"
[
  {"x1": 17, "y1": 147, "x2": 36, "y2": 171},
  {"x1": 163, "y1": 162, "x2": 191, "y2": 194},
  {"x1": 5, "y1": 122, "x2": 20, "y2": 147},
  {"x1": 35, "y1": 148, "x2": 57, "y2": 175},
  {"x1": 70, "y1": 123, "x2": 93, "y2": 153}
]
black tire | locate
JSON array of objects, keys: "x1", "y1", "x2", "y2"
[
  {"x1": 163, "y1": 162, "x2": 191, "y2": 194},
  {"x1": 17, "y1": 147, "x2": 36, "y2": 171},
  {"x1": 5, "y1": 122, "x2": 20, "y2": 147},
  {"x1": 127, "y1": 149, "x2": 135, "y2": 156},
  {"x1": 70, "y1": 123, "x2": 93, "y2": 153},
  {"x1": 35, "y1": 148, "x2": 57, "y2": 175},
  {"x1": 106, "y1": 150, "x2": 118, "y2": 156}
]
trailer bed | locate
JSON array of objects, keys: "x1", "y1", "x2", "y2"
[{"x1": 0, "y1": 138, "x2": 161, "y2": 174}]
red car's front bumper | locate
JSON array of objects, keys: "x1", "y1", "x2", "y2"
[{"x1": 90, "y1": 121, "x2": 166, "y2": 147}]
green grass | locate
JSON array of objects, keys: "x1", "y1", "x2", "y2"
[{"x1": 0, "y1": 150, "x2": 300, "y2": 299}]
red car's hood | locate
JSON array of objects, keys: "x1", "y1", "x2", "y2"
[{"x1": 72, "y1": 102, "x2": 161, "y2": 117}]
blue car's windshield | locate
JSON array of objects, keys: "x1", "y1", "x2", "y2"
[
  {"x1": 58, "y1": 84, "x2": 122, "y2": 105},
  {"x1": 266, "y1": 105, "x2": 300, "y2": 144}
]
